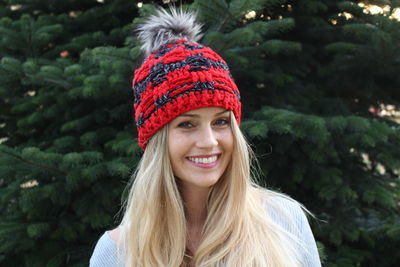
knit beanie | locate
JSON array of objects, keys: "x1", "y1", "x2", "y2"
[{"x1": 132, "y1": 8, "x2": 241, "y2": 150}]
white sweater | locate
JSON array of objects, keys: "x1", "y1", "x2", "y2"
[{"x1": 89, "y1": 195, "x2": 322, "y2": 266}]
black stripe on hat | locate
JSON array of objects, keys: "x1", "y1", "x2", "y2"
[{"x1": 133, "y1": 53, "x2": 230, "y2": 104}]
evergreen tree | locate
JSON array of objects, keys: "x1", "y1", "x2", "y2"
[
  {"x1": 0, "y1": 0, "x2": 399, "y2": 266},
  {"x1": 0, "y1": 1, "x2": 140, "y2": 266}
]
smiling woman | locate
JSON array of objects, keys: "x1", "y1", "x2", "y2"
[{"x1": 89, "y1": 7, "x2": 321, "y2": 267}]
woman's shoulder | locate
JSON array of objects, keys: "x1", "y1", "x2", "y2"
[
  {"x1": 89, "y1": 228, "x2": 122, "y2": 267},
  {"x1": 260, "y1": 190, "x2": 313, "y2": 242},
  {"x1": 262, "y1": 190, "x2": 306, "y2": 224},
  {"x1": 260, "y1": 189, "x2": 322, "y2": 266}
]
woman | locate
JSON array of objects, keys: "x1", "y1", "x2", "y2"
[{"x1": 90, "y1": 8, "x2": 321, "y2": 267}]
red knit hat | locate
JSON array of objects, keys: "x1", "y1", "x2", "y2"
[{"x1": 132, "y1": 8, "x2": 241, "y2": 150}]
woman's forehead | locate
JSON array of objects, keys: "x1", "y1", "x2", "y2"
[{"x1": 179, "y1": 107, "x2": 229, "y2": 117}]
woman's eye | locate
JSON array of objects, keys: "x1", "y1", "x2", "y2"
[
  {"x1": 215, "y1": 118, "x2": 230, "y2": 126},
  {"x1": 178, "y1": 122, "x2": 193, "y2": 128},
  {"x1": 177, "y1": 119, "x2": 229, "y2": 128}
]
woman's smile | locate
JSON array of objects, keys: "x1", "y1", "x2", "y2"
[{"x1": 186, "y1": 153, "x2": 221, "y2": 168}]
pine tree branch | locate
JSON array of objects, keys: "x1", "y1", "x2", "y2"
[
  {"x1": 93, "y1": 51, "x2": 135, "y2": 63},
  {"x1": 216, "y1": 13, "x2": 231, "y2": 33},
  {"x1": 0, "y1": 147, "x2": 66, "y2": 175},
  {"x1": 27, "y1": 16, "x2": 35, "y2": 58},
  {"x1": 0, "y1": 65, "x2": 71, "y2": 89},
  {"x1": 26, "y1": 73, "x2": 71, "y2": 89}
]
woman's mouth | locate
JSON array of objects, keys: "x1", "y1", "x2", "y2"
[{"x1": 186, "y1": 154, "x2": 221, "y2": 168}]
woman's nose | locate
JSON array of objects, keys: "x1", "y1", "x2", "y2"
[{"x1": 196, "y1": 125, "x2": 218, "y2": 148}]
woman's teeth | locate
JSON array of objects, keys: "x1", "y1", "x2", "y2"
[{"x1": 188, "y1": 156, "x2": 218, "y2": 164}]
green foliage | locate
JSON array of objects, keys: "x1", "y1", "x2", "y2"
[
  {"x1": 261, "y1": 39, "x2": 302, "y2": 55},
  {"x1": 337, "y1": 1, "x2": 365, "y2": 17},
  {"x1": 0, "y1": 14, "x2": 63, "y2": 57},
  {"x1": 0, "y1": 0, "x2": 400, "y2": 266}
]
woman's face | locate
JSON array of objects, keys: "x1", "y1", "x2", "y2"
[{"x1": 167, "y1": 107, "x2": 234, "y2": 190}]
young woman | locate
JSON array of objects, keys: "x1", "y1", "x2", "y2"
[{"x1": 90, "y1": 8, "x2": 321, "y2": 267}]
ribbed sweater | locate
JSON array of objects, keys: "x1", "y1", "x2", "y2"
[{"x1": 89, "y1": 195, "x2": 321, "y2": 267}]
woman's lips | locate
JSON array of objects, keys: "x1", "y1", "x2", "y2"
[
  {"x1": 186, "y1": 153, "x2": 221, "y2": 169},
  {"x1": 186, "y1": 152, "x2": 221, "y2": 158}
]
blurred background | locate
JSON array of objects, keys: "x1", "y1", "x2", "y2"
[{"x1": 0, "y1": 0, "x2": 399, "y2": 266}]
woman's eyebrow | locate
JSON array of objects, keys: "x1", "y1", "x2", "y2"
[{"x1": 178, "y1": 110, "x2": 229, "y2": 118}]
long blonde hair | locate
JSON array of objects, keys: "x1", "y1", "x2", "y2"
[{"x1": 119, "y1": 111, "x2": 306, "y2": 266}]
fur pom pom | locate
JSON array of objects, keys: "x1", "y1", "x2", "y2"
[{"x1": 136, "y1": 7, "x2": 202, "y2": 56}]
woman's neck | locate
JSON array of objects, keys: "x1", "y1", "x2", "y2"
[{"x1": 180, "y1": 185, "x2": 209, "y2": 226}]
